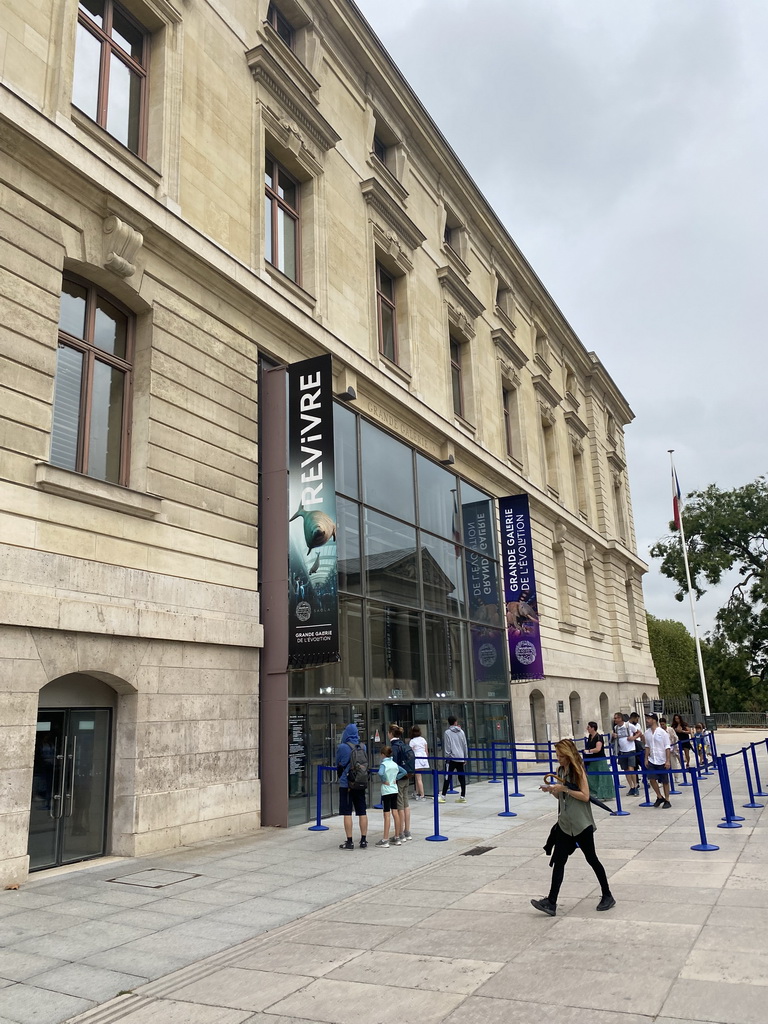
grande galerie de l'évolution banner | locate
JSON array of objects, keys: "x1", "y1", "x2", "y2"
[{"x1": 499, "y1": 494, "x2": 544, "y2": 680}]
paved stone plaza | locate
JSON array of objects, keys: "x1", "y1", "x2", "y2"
[{"x1": 0, "y1": 731, "x2": 766, "y2": 1024}]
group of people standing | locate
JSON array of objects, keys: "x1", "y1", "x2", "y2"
[{"x1": 336, "y1": 716, "x2": 470, "y2": 851}]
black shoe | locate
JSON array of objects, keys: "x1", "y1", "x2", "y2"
[
  {"x1": 531, "y1": 897, "x2": 556, "y2": 917},
  {"x1": 662, "y1": 800, "x2": 671, "y2": 809},
  {"x1": 339, "y1": 839, "x2": 354, "y2": 850},
  {"x1": 597, "y1": 894, "x2": 616, "y2": 912},
  {"x1": 359, "y1": 837, "x2": 368, "y2": 848},
  {"x1": 654, "y1": 798, "x2": 664, "y2": 807}
]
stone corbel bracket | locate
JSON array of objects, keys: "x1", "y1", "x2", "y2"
[{"x1": 103, "y1": 215, "x2": 143, "y2": 278}]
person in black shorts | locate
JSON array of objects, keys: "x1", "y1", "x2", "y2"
[
  {"x1": 671, "y1": 714, "x2": 692, "y2": 768},
  {"x1": 336, "y1": 723, "x2": 368, "y2": 850}
]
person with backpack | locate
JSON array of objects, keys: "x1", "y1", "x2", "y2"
[
  {"x1": 336, "y1": 723, "x2": 369, "y2": 850},
  {"x1": 375, "y1": 746, "x2": 407, "y2": 847},
  {"x1": 388, "y1": 724, "x2": 415, "y2": 842}
]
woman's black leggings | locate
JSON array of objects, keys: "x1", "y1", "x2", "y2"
[{"x1": 548, "y1": 825, "x2": 610, "y2": 904}]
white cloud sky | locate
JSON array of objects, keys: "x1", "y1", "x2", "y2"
[{"x1": 355, "y1": 0, "x2": 768, "y2": 635}]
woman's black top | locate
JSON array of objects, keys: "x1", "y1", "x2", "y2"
[{"x1": 583, "y1": 732, "x2": 606, "y2": 760}]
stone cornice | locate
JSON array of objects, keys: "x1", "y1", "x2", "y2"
[
  {"x1": 608, "y1": 450, "x2": 627, "y2": 474},
  {"x1": 492, "y1": 327, "x2": 528, "y2": 372},
  {"x1": 564, "y1": 409, "x2": 589, "y2": 438},
  {"x1": 436, "y1": 265, "x2": 484, "y2": 321},
  {"x1": 246, "y1": 45, "x2": 340, "y2": 153},
  {"x1": 531, "y1": 373, "x2": 562, "y2": 409},
  {"x1": 360, "y1": 178, "x2": 425, "y2": 250}
]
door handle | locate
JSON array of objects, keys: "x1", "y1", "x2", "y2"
[
  {"x1": 51, "y1": 736, "x2": 67, "y2": 820},
  {"x1": 65, "y1": 736, "x2": 77, "y2": 818}
]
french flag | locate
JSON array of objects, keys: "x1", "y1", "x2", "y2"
[{"x1": 671, "y1": 465, "x2": 682, "y2": 530}]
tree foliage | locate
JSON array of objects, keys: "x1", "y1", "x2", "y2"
[
  {"x1": 646, "y1": 614, "x2": 698, "y2": 698},
  {"x1": 650, "y1": 476, "x2": 768, "y2": 684}
]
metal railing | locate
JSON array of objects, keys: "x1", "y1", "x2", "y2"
[{"x1": 711, "y1": 713, "x2": 768, "y2": 729}]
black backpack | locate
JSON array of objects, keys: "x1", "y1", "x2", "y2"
[
  {"x1": 346, "y1": 742, "x2": 368, "y2": 790},
  {"x1": 392, "y1": 738, "x2": 416, "y2": 776}
]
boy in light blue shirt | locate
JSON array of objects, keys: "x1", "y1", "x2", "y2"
[{"x1": 375, "y1": 746, "x2": 407, "y2": 848}]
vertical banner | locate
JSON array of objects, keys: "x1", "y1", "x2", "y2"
[
  {"x1": 463, "y1": 499, "x2": 506, "y2": 691},
  {"x1": 287, "y1": 354, "x2": 339, "y2": 667},
  {"x1": 499, "y1": 494, "x2": 544, "y2": 680}
]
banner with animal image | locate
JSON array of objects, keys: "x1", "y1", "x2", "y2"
[
  {"x1": 462, "y1": 498, "x2": 507, "y2": 694},
  {"x1": 287, "y1": 354, "x2": 339, "y2": 667},
  {"x1": 499, "y1": 494, "x2": 544, "y2": 680}
]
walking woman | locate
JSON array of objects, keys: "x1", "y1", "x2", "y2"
[
  {"x1": 671, "y1": 714, "x2": 692, "y2": 769},
  {"x1": 583, "y1": 722, "x2": 614, "y2": 800},
  {"x1": 531, "y1": 739, "x2": 615, "y2": 917}
]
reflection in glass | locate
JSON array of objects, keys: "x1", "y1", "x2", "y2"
[
  {"x1": 333, "y1": 403, "x2": 358, "y2": 498},
  {"x1": 417, "y1": 455, "x2": 458, "y2": 540},
  {"x1": 292, "y1": 598, "x2": 365, "y2": 700},
  {"x1": 364, "y1": 509, "x2": 418, "y2": 607},
  {"x1": 93, "y1": 295, "x2": 128, "y2": 357},
  {"x1": 276, "y1": 206, "x2": 297, "y2": 281},
  {"x1": 361, "y1": 419, "x2": 414, "y2": 521},
  {"x1": 73, "y1": 23, "x2": 101, "y2": 122},
  {"x1": 112, "y1": 6, "x2": 144, "y2": 57},
  {"x1": 59, "y1": 279, "x2": 87, "y2": 338},
  {"x1": 88, "y1": 361, "x2": 125, "y2": 482},
  {"x1": 50, "y1": 346, "x2": 84, "y2": 471},
  {"x1": 420, "y1": 533, "x2": 465, "y2": 616},
  {"x1": 106, "y1": 53, "x2": 141, "y2": 152},
  {"x1": 460, "y1": 482, "x2": 497, "y2": 558},
  {"x1": 336, "y1": 497, "x2": 361, "y2": 595},
  {"x1": 369, "y1": 604, "x2": 423, "y2": 699},
  {"x1": 470, "y1": 626, "x2": 508, "y2": 700},
  {"x1": 425, "y1": 616, "x2": 468, "y2": 699},
  {"x1": 79, "y1": 0, "x2": 104, "y2": 27}
]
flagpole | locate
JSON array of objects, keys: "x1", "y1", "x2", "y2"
[{"x1": 668, "y1": 451, "x2": 711, "y2": 716}]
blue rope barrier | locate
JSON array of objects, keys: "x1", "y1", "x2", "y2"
[
  {"x1": 497, "y1": 759, "x2": 517, "y2": 817},
  {"x1": 307, "y1": 763, "x2": 330, "y2": 831},
  {"x1": 751, "y1": 741, "x2": 768, "y2": 797},
  {"x1": 425, "y1": 768, "x2": 448, "y2": 842},
  {"x1": 689, "y1": 766, "x2": 719, "y2": 852},
  {"x1": 741, "y1": 747, "x2": 764, "y2": 809}
]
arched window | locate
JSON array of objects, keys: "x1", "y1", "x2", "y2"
[{"x1": 50, "y1": 274, "x2": 134, "y2": 485}]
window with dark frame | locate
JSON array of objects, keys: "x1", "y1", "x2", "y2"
[
  {"x1": 443, "y1": 222, "x2": 454, "y2": 249},
  {"x1": 450, "y1": 336, "x2": 464, "y2": 417},
  {"x1": 376, "y1": 262, "x2": 397, "y2": 363},
  {"x1": 373, "y1": 133, "x2": 387, "y2": 163},
  {"x1": 267, "y1": 2, "x2": 294, "y2": 47},
  {"x1": 73, "y1": 0, "x2": 149, "y2": 157},
  {"x1": 51, "y1": 274, "x2": 134, "y2": 486},
  {"x1": 265, "y1": 153, "x2": 300, "y2": 283},
  {"x1": 503, "y1": 386, "x2": 515, "y2": 459}
]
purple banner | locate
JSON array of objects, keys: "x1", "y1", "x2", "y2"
[{"x1": 499, "y1": 494, "x2": 544, "y2": 680}]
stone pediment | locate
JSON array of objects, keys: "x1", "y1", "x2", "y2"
[{"x1": 360, "y1": 178, "x2": 426, "y2": 251}]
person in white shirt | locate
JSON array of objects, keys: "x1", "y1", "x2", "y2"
[
  {"x1": 644, "y1": 712, "x2": 671, "y2": 808},
  {"x1": 612, "y1": 712, "x2": 642, "y2": 795}
]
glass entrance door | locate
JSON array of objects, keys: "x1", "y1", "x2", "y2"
[{"x1": 28, "y1": 708, "x2": 111, "y2": 871}]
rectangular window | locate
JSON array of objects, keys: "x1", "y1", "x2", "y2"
[
  {"x1": 450, "y1": 337, "x2": 463, "y2": 417},
  {"x1": 267, "y1": 2, "x2": 294, "y2": 47},
  {"x1": 51, "y1": 275, "x2": 133, "y2": 485},
  {"x1": 74, "y1": 0, "x2": 148, "y2": 157},
  {"x1": 265, "y1": 153, "x2": 299, "y2": 283},
  {"x1": 373, "y1": 134, "x2": 387, "y2": 163},
  {"x1": 376, "y1": 262, "x2": 397, "y2": 363},
  {"x1": 503, "y1": 386, "x2": 520, "y2": 460}
]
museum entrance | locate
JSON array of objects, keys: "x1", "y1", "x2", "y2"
[
  {"x1": 28, "y1": 707, "x2": 112, "y2": 871},
  {"x1": 287, "y1": 699, "x2": 512, "y2": 825}
]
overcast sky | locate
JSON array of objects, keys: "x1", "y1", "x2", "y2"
[{"x1": 355, "y1": 0, "x2": 768, "y2": 636}]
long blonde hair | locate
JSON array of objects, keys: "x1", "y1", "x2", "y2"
[{"x1": 555, "y1": 739, "x2": 586, "y2": 786}]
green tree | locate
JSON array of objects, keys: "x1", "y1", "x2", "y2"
[
  {"x1": 646, "y1": 614, "x2": 699, "y2": 698},
  {"x1": 650, "y1": 476, "x2": 768, "y2": 684}
]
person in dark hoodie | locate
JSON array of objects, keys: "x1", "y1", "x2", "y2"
[
  {"x1": 336, "y1": 723, "x2": 368, "y2": 850},
  {"x1": 439, "y1": 715, "x2": 469, "y2": 803}
]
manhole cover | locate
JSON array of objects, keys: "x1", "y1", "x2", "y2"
[
  {"x1": 107, "y1": 869, "x2": 200, "y2": 888},
  {"x1": 461, "y1": 846, "x2": 495, "y2": 856}
]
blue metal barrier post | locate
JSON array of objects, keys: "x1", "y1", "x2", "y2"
[
  {"x1": 307, "y1": 764, "x2": 330, "y2": 831},
  {"x1": 426, "y1": 768, "x2": 448, "y2": 842},
  {"x1": 509, "y1": 744, "x2": 525, "y2": 797},
  {"x1": 690, "y1": 767, "x2": 719, "y2": 852},
  {"x1": 750, "y1": 742, "x2": 768, "y2": 797},
  {"x1": 717, "y1": 755, "x2": 743, "y2": 828},
  {"x1": 609, "y1": 753, "x2": 629, "y2": 816},
  {"x1": 741, "y1": 747, "x2": 764, "y2": 809},
  {"x1": 488, "y1": 742, "x2": 502, "y2": 783},
  {"x1": 498, "y1": 759, "x2": 517, "y2": 817}
]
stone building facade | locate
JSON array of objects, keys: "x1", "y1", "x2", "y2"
[{"x1": 0, "y1": 0, "x2": 657, "y2": 884}]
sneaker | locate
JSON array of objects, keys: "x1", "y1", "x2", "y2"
[
  {"x1": 654, "y1": 798, "x2": 664, "y2": 807},
  {"x1": 402, "y1": 831, "x2": 413, "y2": 841},
  {"x1": 374, "y1": 839, "x2": 390, "y2": 848},
  {"x1": 530, "y1": 897, "x2": 556, "y2": 917},
  {"x1": 596, "y1": 894, "x2": 616, "y2": 912},
  {"x1": 438, "y1": 796, "x2": 446, "y2": 803},
  {"x1": 391, "y1": 836, "x2": 402, "y2": 846},
  {"x1": 662, "y1": 800, "x2": 671, "y2": 809},
  {"x1": 456, "y1": 796, "x2": 467, "y2": 803},
  {"x1": 359, "y1": 837, "x2": 368, "y2": 849}
]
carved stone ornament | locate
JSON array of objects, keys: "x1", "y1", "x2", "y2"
[
  {"x1": 553, "y1": 520, "x2": 567, "y2": 548},
  {"x1": 584, "y1": 541, "x2": 596, "y2": 564},
  {"x1": 569, "y1": 430, "x2": 584, "y2": 454},
  {"x1": 103, "y1": 215, "x2": 143, "y2": 278},
  {"x1": 538, "y1": 399, "x2": 556, "y2": 426}
]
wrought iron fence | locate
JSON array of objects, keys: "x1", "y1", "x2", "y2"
[{"x1": 711, "y1": 713, "x2": 768, "y2": 729}]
